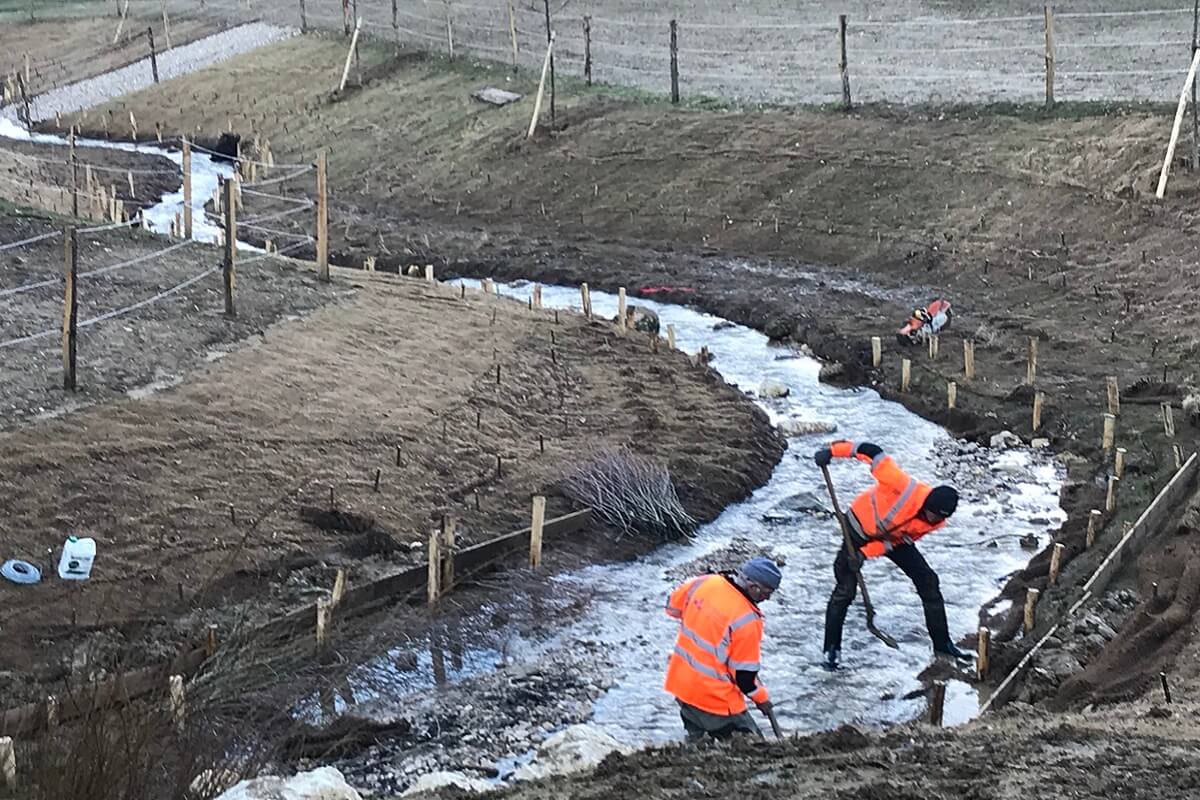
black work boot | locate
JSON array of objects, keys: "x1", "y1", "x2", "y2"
[
  {"x1": 822, "y1": 649, "x2": 841, "y2": 672},
  {"x1": 934, "y1": 640, "x2": 973, "y2": 661}
]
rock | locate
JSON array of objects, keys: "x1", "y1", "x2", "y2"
[
  {"x1": 778, "y1": 418, "x2": 838, "y2": 437},
  {"x1": 613, "y1": 305, "x2": 659, "y2": 335},
  {"x1": 401, "y1": 771, "x2": 495, "y2": 796},
  {"x1": 472, "y1": 86, "x2": 522, "y2": 106},
  {"x1": 767, "y1": 490, "x2": 831, "y2": 517},
  {"x1": 215, "y1": 767, "x2": 362, "y2": 800},
  {"x1": 1031, "y1": 438, "x2": 1050, "y2": 449},
  {"x1": 1019, "y1": 533, "x2": 1038, "y2": 550},
  {"x1": 764, "y1": 317, "x2": 793, "y2": 341},
  {"x1": 712, "y1": 321, "x2": 735, "y2": 331},
  {"x1": 990, "y1": 431, "x2": 1022, "y2": 450},
  {"x1": 817, "y1": 362, "x2": 845, "y2": 382},
  {"x1": 512, "y1": 724, "x2": 634, "y2": 783},
  {"x1": 1038, "y1": 651, "x2": 1082, "y2": 683},
  {"x1": 406, "y1": 265, "x2": 422, "y2": 277},
  {"x1": 1148, "y1": 705, "x2": 1173, "y2": 719},
  {"x1": 758, "y1": 380, "x2": 790, "y2": 398}
]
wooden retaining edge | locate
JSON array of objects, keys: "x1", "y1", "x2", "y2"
[
  {"x1": 980, "y1": 452, "x2": 1198, "y2": 714},
  {"x1": 0, "y1": 509, "x2": 592, "y2": 738}
]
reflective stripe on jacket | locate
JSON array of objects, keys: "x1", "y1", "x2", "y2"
[
  {"x1": 663, "y1": 574, "x2": 768, "y2": 715},
  {"x1": 829, "y1": 440, "x2": 944, "y2": 558}
]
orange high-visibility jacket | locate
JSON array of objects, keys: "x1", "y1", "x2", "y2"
[
  {"x1": 663, "y1": 574, "x2": 769, "y2": 715},
  {"x1": 829, "y1": 440, "x2": 945, "y2": 558}
]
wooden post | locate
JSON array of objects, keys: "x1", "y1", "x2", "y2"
[
  {"x1": 46, "y1": 695, "x2": 59, "y2": 728},
  {"x1": 331, "y1": 568, "x2": 346, "y2": 608},
  {"x1": 527, "y1": 33, "x2": 556, "y2": 138},
  {"x1": 427, "y1": 529, "x2": 441, "y2": 605},
  {"x1": 338, "y1": 18, "x2": 363, "y2": 93},
  {"x1": 1026, "y1": 337, "x2": 1038, "y2": 385},
  {"x1": 1161, "y1": 672, "x2": 1173, "y2": 704},
  {"x1": 1156, "y1": 48, "x2": 1200, "y2": 199},
  {"x1": 299, "y1": 0, "x2": 308, "y2": 31},
  {"x1": 530, "y1": 495, "x2": 546, "y2": 568},
  {"x1": 1162, "y1": 402, "x2": 1176, "y2": 438},
  {"x1": 870, "y1": 335, "x2": 881, "y2": 367},
  {"x1": 928, "y1": 334, "x2": 939, "y2": 360},
  {"x1": 947, "y1": 381, "x2": 957, "y2": 410},
  {"x1": 342, "y1": 0, "x2": 351, "y2": 34},
  {"x1": 113, "y1": 0, "x2": 131, "y2": 44},
  {"x1": 838, "y1": 14, "x2": 851, "y2": 110},
  {"x1": 445, "y1": 0, "x2": 455, "y2": 59},
  {"x1": 900, "y1": 358, "x2": 911, "y2": 392},
  {"x1": 1102, "y1": 412, "x2": 1116, "y2": 455},
  {"x1": 70, "y1": 128, "x2": 79, "y2": 217},
  {"x1": 976, "y1": 627, "x2": 990, "y2": 680},
  {"x1": 669, "y1": 19, "x2": 680, "y2": 104},
  {"x1": 927, "y1": 681, "x2": 945, "y2": 726},
  {"x1": 617, "y1": 286, "x2": 627, "y2": 330},
  {"x1": 1024, "y1": 588, "x2": 1039, "y2": 634},
  {"x1": 583, "y1": 15, "x2": 592, "y2": 84},
  {"x1": 1087, "y1": 509, "x2": 1102, "y2": 548},
  {"x1": 580, "y1": 282, "x2": 592, "y2": 318},
  {"x1": 1033, "y1": 391, "x2": 1044, "y2": 432},
  {"x1": 1114, "y1": 447, "x2": 1127, "y2": 479},
  {"x1": 182, "y1": 139, "x2": 193, "y2": 239},
  {"x1": 441, "y1": 516, "x2": 456, "y2": 591},
  {"x1": 532, "y1": 284, "x2": 543, "y2": 309},
  {"x1": 168, "y1": 674, "x2": 185, "y2": 732},
  {"x1": 223, "y1": 180, "x2": 236, "y2": 316},
  {"x1": 543, "y1": 0, "x2": 555, "y2": 125},
  {"x1": 963, "y1": 339, "x2": 975, "y2": 380},
  {"x1": 147, "y1": 27, "x2": 160, "y2": 83},
  {"x1": 1106, "y1": 375, "x2": 1120, "y2": 415},
  {"x1": 1106, "y1": 475, "x2": 1119, "y2": 513},
  {"x1": 62, "y1": 227, "x2": 77, "y2": 392},
  {"x1": 1044, "y1": 6, "x2": 1055, "y2": 106},
  {"x1": 315, "y1": 596, "x2": 331, "y2": 647},
  {"x1": 508, "y1": 0, "x2": 519, "y2": 70},
  {"x1": 316, "y1": 151, "x2": 329, "y2": 282},
  {"x1": 0, "y1": 737, "x2": 14, "y2": 790},
  {"x1": 161, "y1": 0, "x2": 172, "y2": 49},
  {"x1": 205, "y1": 624, "x2": 218, "y2": 657},
  {"x1": 1174, "y1": 444, "x2": 1184, "y2": 469},
  {"x1": 667, "y1": 323, "x2": 676, "y2": 350},
  {"x1": 1048, "y1": 542, "x2": 1065, "y2": 585}
]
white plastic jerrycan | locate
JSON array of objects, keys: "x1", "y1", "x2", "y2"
[{"x1": 58, "y1": 536, "x2": 96, "y2": 580}]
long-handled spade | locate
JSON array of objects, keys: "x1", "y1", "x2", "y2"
[{"x1": 820, "y1": 465, "x2": 899, "y2": 650}]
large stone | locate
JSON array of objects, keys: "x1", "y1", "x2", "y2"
[
  {"x1": 401, "y1": 771, "x2": 495, "y2": 796},
  {"x1": 817, "y1": 362, "x2": 845, "y2": 382},
  {"x1": 758, "y1": 380, "x2": 790, "y2": 398},
  {"x1": 613, "y1": 305, "x2": 660, "y2": 335},
  {"x1": 989, "y1": 430, "x2": 1022, "y2": 450},
  {"x1": 215, "y1": 767, "x2": 362, "y2": 800},
  {"x1": 779, "y1": 418, "x2": 838, "y2": 437},
  {"x1": 512, "y1": 724, "x2": 634, "y2": 782}
]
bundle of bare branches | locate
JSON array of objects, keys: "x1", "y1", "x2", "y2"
[{"x1": 560, "y1": 447, "x2": 697, "y2": 541}]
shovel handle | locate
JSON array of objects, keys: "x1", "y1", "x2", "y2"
[{"x1": 763, "y1": 705, "x2": 784, "y2": 739}]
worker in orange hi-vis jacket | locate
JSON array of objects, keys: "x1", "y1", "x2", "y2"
[
  {"x1": 814, "y1": 440, "x2": 970, "y2": 671},
  {"x1": 663, "y1": 557, "x2": 781, "y2": 739}
]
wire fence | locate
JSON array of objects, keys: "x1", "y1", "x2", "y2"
[{"x1": 101, "y1": 0, "x2": 1200, "y2": 106}]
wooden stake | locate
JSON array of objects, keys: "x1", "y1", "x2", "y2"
[
  {"x1": 976, "y1": 628, "x2": 990, "y2": 680},
  {"x1": 1033, "y1": 391, "x2": 1045, "y2": 432},
  {"x1": 1102, "y1": 412, "x2": 1116, "y2": 455},
  {"x1": 580, "y1": 282, "x2": 592, "y2": 318},
  {"x1": 901, "y1": 358, "x2": 911, "y2": 392},
  {"x1": 928, "y1": 334, "x2": 939, "y2": 360},
  {"x1": 669, "y1": 19, "x2": 680, "y2": 104},
  {"x1": 508, "y1": 0, "x2": 519, "y2": 70},
  {"x1": 168, "y1": 674, "x2": 185, "y2": 732},
  {"x1": 62, "y1": 227, "x2": 77, "y2": 392},
  {"x1": 963, "y1": 339, "x2": 976, "y2": 380},
  {"x1": 527, "y1": 33, "x2": 556, "y2": 138},
  {"x1": 338, "y1": 18, "x2": 363, "y2": 93},
  {"x1": 1162, "y1": 402, "x2": 1176, "y2": 438},
  {"x1": 667, "y1": 323, "x2": 676, "y2": 350},
  {"x1": 530, "y1": 495, "x2": 546, "y2": 568},
  {"x1": 870, "y1": 335, "x2": 881, "y2": 367},
  {"x1": 147, "y1": 27, "x2": 160, "y2": 83},
  {"x1": 928, "y1": 680, "x2": 945, "y2": 726},
  {"x1": 1087, "y1": 509, "x2": 1102, "y2": 548},
  {"x1": 69, "y1": 129, "x2": 78, "y2": 217},
  {"x1": 1044, "y1": 5, "x2": 1055, "y2": 106},
  {"x1": 331, "y1": 568, "x2": 346, "y2": 609},
  {"x1": 1106, "y1": 375, "x2": 1120, "y2": 415},
  {"x1": 1114, "y1": 447, "x2": 1127, "y2": 479},
  {"x1": 947, "y1": 381, "x2": 957, "y2": 410},
  {"x1": 316, "y1": 151, "x2": 329, "y2": 281},
  {"x1": 299, "y1": 0, "x2": 308, "y2": 31},
  {"x1": 161, "y1": 0, "x2": 172, "y2": 49},
  {"x1": 182, "y1": 138, "x2": 192, "y2": 239},
  {"x1": 1174, "y1": 444, "x2": 1184, "y2": 469},
  {"x1": 1157, "y1": 48, "x2": 1200, "y2": 198},
  {"x1": 1160, "y1": 672, "x2": 1173, "y2": 704},
  {"x1": 316, "y1": 596, "x2": 331, "y2": 647},
  {"x1": 0, "y1": 737, "x2": 13, "y2": 790},
  {"x1": 441, "y1": 516, "x2": 456, "y2": 591},
  {"x1": 1106, "y1": 475, "x2": 1119, "y2": 513},
  {"x1": 532, "y1": 284, "x2": 542, "y2": 309},
  {"x1": 113, "y1": 0, "x2": 130, "y2": 44},
  {"x1": 223, "y1": 180, "x2": 236, "y2": 316},
  {"x1": 444, "y1": 0, "x2": 455, "y2": 60},
  {"x1": 1026, "y1": 337, "x2": 1038, "y2": 385},
  {"x1": 427, "y1": 530, "x2": 441, "y2": 605},
  {"x1": 46, "y1": 695, "x2": 59, "y2": 727},
  {"x1": 838, "y1": 14, "x2": 851, "y2": 110},
  {"x1": 1048, "y1": 542, "x2": 1065, "y2": 585},
  {"x1": 205, "y1": 624, "x2": 218, "y2": 657},
  {"x1": 617, "y1": 286, "x2": 627, "y2": 330},
  {"x1": 424, "y1": 263, "x2": 434, "y2": 282},
  {"x1": 127, "y1": 170, "x2": 135, "y2": 197},
  {"x1": 583, "y1": 15, "x2": 592, "y2": 84},
  {"x1": 1024, "y1": 588, "x2": 1039, "y2": 634}
]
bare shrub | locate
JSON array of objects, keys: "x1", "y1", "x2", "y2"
[{"x1": 560, "y1": 447, "x2": 697, "y2": 541}]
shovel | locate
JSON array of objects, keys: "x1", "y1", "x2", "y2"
[
  {"x1": 761, "y1": 704, "x2": 784, "y2": 739},
  {"x1": 820, "y1": 465, "x2": 899, "y2": 650}
]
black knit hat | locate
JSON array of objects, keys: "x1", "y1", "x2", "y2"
[{"x1": 924, "y1": 485, "x2": 959, "y2": 517}]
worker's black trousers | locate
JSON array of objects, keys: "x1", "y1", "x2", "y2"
[{"x1": 822, "y1": 533, "x2": 951, "y2": 654}]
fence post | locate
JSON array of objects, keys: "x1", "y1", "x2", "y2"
[
  {"x1": 316, "y1": 596, "x2": 331, "y2": 647},
  {"x1": 161, "y1": 0, "x2": 172, "y2": 49},
  {"x1": 947, "y1": 381, "x2": 957, "y2": 410},
  {"x1": 1024, "y1": 588, "x2": 1039, "y2": 633},
  {"x1": 1114, "y1": 447, "x2": 1127, "y2": 479},
  {"x1": 147, "y1": 27, "x2": 160, "y2": 84},
  {"x1": 1086, "y1": 508, "x2": 1102, "y2": 547},
  {"x1": 617, "y1": 286, "x2": 627, "y2": 330},
  {"x1": 527, "y1": 33, "x2": 556, "y2": 138},
  {"x1": 342, "y1": 0, "x2": 350, "y2": 34},
  {"x1": 113, "y1": 0, "x2": 130, "y2": 44},
  {"x1": 838, "y1": 14, "x2": 851, "y2": 110},
  {"x1": 976, "y1": 627, "x2": 990, "y2": 680},
  {"x1": 223, "y1": 179, "x2": 236, "y2": 317},
  {"x1": 168, "y1": 674, "x2": 186, "y2": 733},
  {"x1": 1033, "y1": 391, "x2": 1044, "y2": 432},
  {"x1": 583, "y1": 15, "x2": 592, "y2": 84},
  {"x1": 182, "y1": 138, "x2": 193, "y2": 239},
  {"x1": 530, "y1": 495, "x2": 546, "y2": 568},
  {"x1": 62, "y1": 227, "x2": 78, "y2": 391},
  {"x1": 669, "y1": 19, "x2": 679, "y2": 104},
  {"x1": 69, "y1": 128, "x2": 79, "y2": 217},
  {"x1": 927, "y1": 681, "x2": 945, "y2": 726},
  {"x1": 427, "y1": 529, "x2": 441, "y2": 605},
  {"x1": 445, "y1": 0, "x2": 455, "y2": 60},
  {"x1": 1048, "y1": 541, "x2": 1065, "y2": 585},
  {"x1": 508, "y1": 0, "x2": 519, "y2": 70},
  {"x1": 1106, "y1": 375, "x2": 1120, "y2": 415},
  {"x1": 0, "y1": 736, "x2": 15, "y2": 789},
  {"x1": 900, "y1": 358, "x2": 911, "y2": 392},
  {"x1": 870, "y1": 335, "x2": 881, "y2": 367},
  {"x1": 392, "y1": 0, "x2": 399, "y2": 50},
  {"x1": 1026, "y1": 336, "x2": 1038, "y2": 385},
  {"x1": 338, "y1": 17, "x2": 363, "y2": 93},
  {"x1": 1044, "y1": 6, "x2": 1055, "y2": 107},
  {"x1": 299, "y1": 0, "x2": 308, "y2": 32},
  {"x1": 316, "y1": 150, "x2": 329, "y2": 282},
  {"x1": 666, "y1": 323, "x2": 675, "y2": 349},
  {"x1": 963, "y1": 338, "x2": 975, "y2": 380},
  {"x1": 441, "y1": 516, "x2": 456, "y2": 590},
  {"x1": 543, "y1": 0, "x2": 556, "y2": 124},
  {"x1": 1102, "y1": 412, "x2": 1116, "y2": 455}
]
